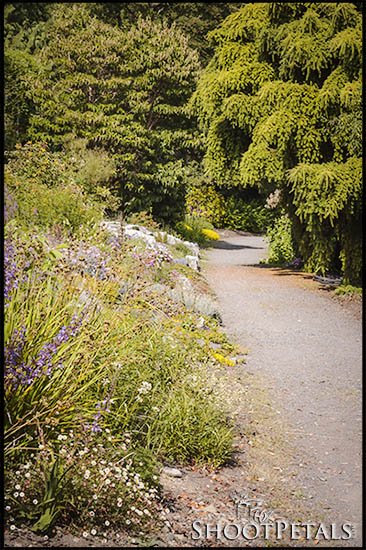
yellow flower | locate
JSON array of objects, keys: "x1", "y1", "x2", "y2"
[
  {"x1": 201, "y1": 228, "x2": 220, "y2": 241},
  {"x1": 212, "y1": 352, "x2": 236, "y2": 367}
]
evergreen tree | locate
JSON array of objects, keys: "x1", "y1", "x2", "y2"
[
  {"x1": 90, "y1": 3, "x2": 241, "y2": 63},
  {"x1": 190, "y1": 2, "x2": 362, "y2": 283}
]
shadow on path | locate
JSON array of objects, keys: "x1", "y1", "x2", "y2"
[
  {"x1": 244, "y1": 264, "x2": 314, "y2": 279},
  {"x1": 213, "y1": 240, "x2": 264, "y2": 250}
]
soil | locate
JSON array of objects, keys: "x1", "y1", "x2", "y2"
[{"x1": 5, "y1": 231, "x2": 362, "y2": 548}]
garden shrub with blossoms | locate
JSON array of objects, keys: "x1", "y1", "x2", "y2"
[{"x1": 4, "y1": 144, "x2": 235, "y2": 542}]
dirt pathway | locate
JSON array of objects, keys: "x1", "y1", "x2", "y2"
[{"x1": 201, "y1": 231, "x2": 362, "y2": 547}]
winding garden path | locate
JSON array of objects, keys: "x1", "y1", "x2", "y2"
[{"x1": 203, "y1": 231, "x2": 362, "y2": 547}]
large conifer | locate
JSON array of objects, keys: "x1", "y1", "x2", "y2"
[{"x1": 190, "y1": 2, "x2": 362, "y2": 282}]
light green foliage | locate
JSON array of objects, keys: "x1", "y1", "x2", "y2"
[
  {"x1": 190, "y1": 2, "x2": 362, "y2": 282},
  {"x1": 335, "y1": 284, "x2": 362, "y2": 297},
  {"x1": 266, "y1": 214, "x2": 295, "y2": 265},
  {"x1": 288, "y1": 158, "x2": 362, "y2": 280},
  {"x1": 63, "y1": 138, "x2": 119, "y2": 212}
]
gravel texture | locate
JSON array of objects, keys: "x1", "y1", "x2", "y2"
[{"x1": 204, "y1": 231, "x2": 362, "y2": 547}]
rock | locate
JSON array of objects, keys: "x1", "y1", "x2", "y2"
[
  {"x1": 183, "y1": 240, "x2": 199, "y2": 257},
  {"x1": 209, "y1": 341, "x2": 222, "y2": 350},
  {"x1": 166, "y1": 234, "x2": 182, "y2": 246},
  {"x1": 125, "y1": 224, "x2": 154, "y2": 236},
  {"x1": 124, "y1": 225, "x2": 157, "y2": 247},
  {"x1": 196, "y1": 316, "x2": 206, "y2": 329},
  {"x1": 162, "y1": 466, "x2": 183, "y2": 478},
  {"x1": 173, "y1": 257, "x2": 188, "y2": 266},
  {"x1": 102, "y1": 220, "x2": 201, "y2": 271},
  {"x1": 185, "y1": 255, "x2": 199, "y2": 270},
  {"x1": 173, "y1": 255, "x2": 200, "y2": 270},
  {"x1": 100, "y1": 220, "x2": 121, "y2": 237}
]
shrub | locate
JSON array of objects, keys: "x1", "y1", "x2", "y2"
[
  {"x1": 186, "y1": 182, "x2": 226, "y2": 227},
  {"x1": 266, "y1": 214, "x2": 295, "y2": 265},
  {"x1": 5, "y1": 143, "x2": 104, "y2": 233},
  {"x1": 335, "y1": 284, "x2": 362, "y2": 296},
  {"x1": 126, "y1": 210, "x2": 161, "y2": 232},
  {"x1": 5, "y1": 142, "x2": 67, "y2": 188},
  {"x1": 6, "y1": 176, "x2": 102, "y2": 233},
  {"x1": 175, "y1": 215, "x2": 217, "y2": 246},
  {"x1": 63, "y1": 138, "x2": 120, "y2": 213},
  {"x1": 185, "y1": 179, "x2": 276, "y2": 233},
  {"x1": 222, "y1": 197, "x2": 276, "y2": 233},
  {"x1": 201, "y1": 228, "x2": 220, "y2": 241}
]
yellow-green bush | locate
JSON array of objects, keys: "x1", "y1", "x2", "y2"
[
  {"x1": 186, "y1": 182, "x2": 276, "y2": 233},
  {"x1": 175, "y1": 215, "x2": 218, "y2": 246}
]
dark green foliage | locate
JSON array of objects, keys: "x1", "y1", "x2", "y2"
[
  {"x1": 221, "y1": 196, "x2": 275, "y2": 234},
  {"x1": 5, "y1": 4, "x2": 201, "y2": 223},
  {"x1": 190, "y1": 2, "x2": 362, "y2": 283},
  {"x1": 90, "y1": 3, "x2": 241, "y2": 63},
  {"x1": 186, "y1": 178, "x2": 276, "y2": 233}
]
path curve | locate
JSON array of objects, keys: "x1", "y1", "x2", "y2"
[{"x1": 204, "y1": 231, "x2": 362, "y2": 547}]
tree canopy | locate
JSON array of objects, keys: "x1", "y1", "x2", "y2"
[
  {"x1": 4, "y1": 2, "x2": 241, "y2": 223},
  {"x1": 190, "y1": 2, "x2": 362, "y2": 282},
  {"x1": 5, "y1": 4, "x2": 204, "y2": 222}
]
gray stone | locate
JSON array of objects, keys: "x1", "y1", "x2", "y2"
[
  {"x1": 162, "y1": 466, "x2": 183, "y2": 478},
  {"x1": 209, "y1": 341, "x2": 222, "y2": 350}
]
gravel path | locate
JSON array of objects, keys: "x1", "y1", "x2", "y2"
[{"x1": 204, "y1": 231, "x2": 362, "y2": 547}]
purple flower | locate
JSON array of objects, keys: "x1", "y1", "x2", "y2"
[
  {"x1": 5, "y1": 313, "x2": 86, "y2": 388},
  {"x1": 88, "y1": 391, "x2": 114, "y2": 434},
  {"x1": 5, "y1": 327, "x2": 26, "y2": 374},
  {"x1": 91, "y1": 420, "x2": 102, "y2": 433},
  {"x1": 4, "y1": 238, "x2": 20, "y2": 304},
  {"x1": 65, "y1": 243, "x2": 111, "y2": 280},
  {"x1": 4, "y1": 187, "x2": 18, "y2": 224}
]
